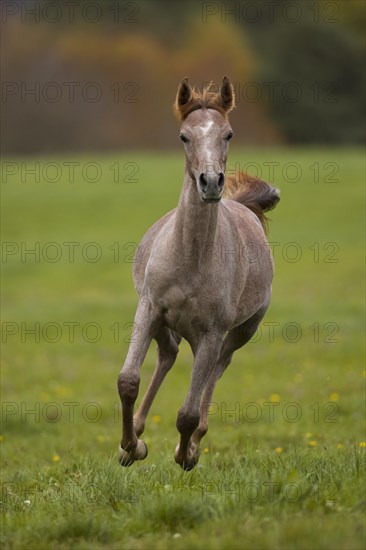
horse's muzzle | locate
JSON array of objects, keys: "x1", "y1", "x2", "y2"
[{"x1": 198, "y1": 172, "x2": 224, "y2": 202}]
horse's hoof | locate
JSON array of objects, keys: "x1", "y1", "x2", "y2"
[
  {"x1": 181, "y1": 459, "x2": 198, "y2": 471},
  {"x1": 174, "y1": 442, "x2": 200, "y2": 471},
  {"x1": 118, "y1": 446, "x2": 134, "y2": 467},
  {"x1": 135, "y1": 439, "x2": 148, "y2": 460},
  {"x1": 118, "y1": 440, "x2": 148, "y2": 467}
]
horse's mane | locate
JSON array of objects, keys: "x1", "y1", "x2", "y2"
[{"x1": 174, "y1": 82, "x2": 228, "y2": 122}]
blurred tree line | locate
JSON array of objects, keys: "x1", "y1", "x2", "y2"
[{"x1": 1, "y1": 0, "x2": 364, "y2": 154}]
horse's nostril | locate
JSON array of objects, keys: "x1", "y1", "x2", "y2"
[
  {"x1": 218, "y1": 173, "x2": 224, "y2": 189},
  {"x1": 199, "y1": 173, "x2": 208, "y2": 190}
]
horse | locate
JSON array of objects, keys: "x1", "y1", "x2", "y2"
[{"x1": 117, "y1": 77, "x2": 280, "y2": 470}]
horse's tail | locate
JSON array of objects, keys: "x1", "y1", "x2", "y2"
[{"x1": 223, "y1": 171, "x2": 280, "y2": 233}]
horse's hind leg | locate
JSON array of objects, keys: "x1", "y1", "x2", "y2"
[
  {"x1": 133, "y1": 327, "x2": 181, "y2": 436},
  {"x1": 174, "y1": 333, "x2": 224, "y2": 470},
  {"x1": 192, "y1": 306, "x2": 268, "y2": 448}
]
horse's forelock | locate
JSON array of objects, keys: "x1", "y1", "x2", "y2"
[{"x1": 174, "y1": 84, "x2": 228, "y2": 122}]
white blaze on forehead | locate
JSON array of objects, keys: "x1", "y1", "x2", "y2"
[
  {"x1": 199, "y1": 120, "x2": 214, "y2": 135},
  {"x1": 198, "y1": 117, "x2": 216, "y2": 168}
]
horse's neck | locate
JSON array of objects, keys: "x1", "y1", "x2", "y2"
[{"x1": 173, "y1": 172, "x2": 219, "y2": 264}]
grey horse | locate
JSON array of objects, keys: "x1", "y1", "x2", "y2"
[{"x1": 117, "y1": 77, "x2": 280, "y2": 470}]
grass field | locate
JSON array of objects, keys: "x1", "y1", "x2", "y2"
[{"x1": 1, "y1": 148, "x2": 365, "y2": 549}]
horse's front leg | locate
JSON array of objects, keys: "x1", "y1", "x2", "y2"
[
  {"x1": 133, "y1": 327, "x2": 181, "y2": 437},
  {"x1": 174, "y1": 333, "x2": 223, "y2": 471},
  {"x1": 117, "y1": 299, "x2": 157, "y2": 466}
]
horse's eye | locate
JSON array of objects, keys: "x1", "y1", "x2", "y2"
[
  {"x1": 226, "y1": 132, "x2": 234, "y2": 141},
  {"x1": 180, "y1": 133, "x2": 189, "y2": 143}
]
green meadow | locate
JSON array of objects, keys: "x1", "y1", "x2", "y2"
[{"x1": 1, "y1": 148, "x2": 365, "y2": 549}]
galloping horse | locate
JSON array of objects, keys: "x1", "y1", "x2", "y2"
[{"x1": 117, "y1": 77, "x2": 280, "y2": 470}]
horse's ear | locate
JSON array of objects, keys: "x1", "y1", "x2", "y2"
[
  {"x1": 174, "y1": 77, "x2": 192, "y2": 117},
  {"x1": 219, "y1": 76, "x2": 235, "y2": 113}
]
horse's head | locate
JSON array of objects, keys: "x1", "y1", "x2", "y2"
[{"x1": 174, "y1": 77, "x2": 235, "y2": 203}]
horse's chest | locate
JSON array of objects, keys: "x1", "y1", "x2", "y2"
[
  {"x1": 144, "y1": 231, "x2": 247, "y2": 332},
  {"x1": 164, "y1": 292, "x2": 230, "y2": 335},
  {"x1": 147, "y1": 266, "x2": 233, "y2": 332}
]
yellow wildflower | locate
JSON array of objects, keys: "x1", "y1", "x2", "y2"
[
  {"x1": 359, "y1": 442, "x2": 366, "y2": 448},
  {"x1": 270, "y1": 393, "x2": 281, "y2": 402},
  {"x1": 55, "y1": 385, "x2": 71, "y2": 397},
  {"x1": 308, "y1": 440, "x2": 317, "y2": 447},
  {"x1": 52, "y1": 454, "x2": 60, "y2": 462},
  {"x1": 275, "y1": 447, "x2": 283, "y2": 454},
  {"x1": 152, "y1": 415, "x2": 161, "y2": 424},
  {"x1": 329, "y1": 392, "x2": 339, "y2": 402}
]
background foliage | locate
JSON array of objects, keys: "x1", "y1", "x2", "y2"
[{"x1": 1, "y1": 0, "x2": 365, "y2": 154}]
